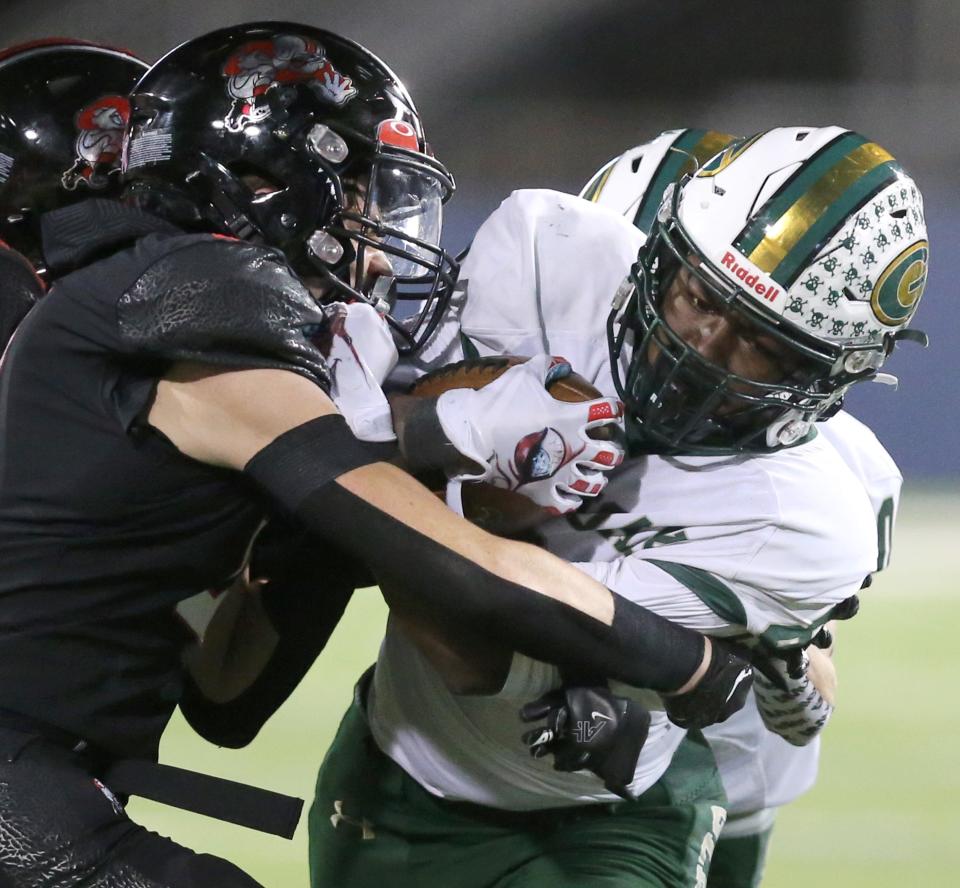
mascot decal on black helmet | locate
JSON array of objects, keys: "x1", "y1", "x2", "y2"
[
  {"x1": 221, "y1": 34, "x2": 357, "y2": 132},
  {"x1": 61, "y1": 94, "x2": 131, "y2": 190}
]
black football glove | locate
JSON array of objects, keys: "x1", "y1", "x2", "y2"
[
  {"x1": 519, "y1": 686, "x2": 651, "y2": 800},
  {"x1": 662, "y1": 639, "x2": 753, "y2": 731}
]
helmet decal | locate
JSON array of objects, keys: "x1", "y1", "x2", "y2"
[
  {"x1": 221, "y1": 35, "x2": 358, "y2": 133},
  {"x1": 733, "y1": 133, "x2": 899, "y2": 287},
  {"x1": 0, "y1": 41, "x2": 147, "y2": 264},
  {"x1": 784, "y1": 178, "x2": 925, "y2": 341},
  {"x1": 870, "y1": 240, "x2": 928, "y2": 326},
  {"x1": 377, "y1": 119, "x2": 419, "y2": 151},
  {"x1": 61, "y1": 95, "x2": 131, "y2": 191}
]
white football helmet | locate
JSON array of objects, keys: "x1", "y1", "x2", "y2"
[
  {"x1": 580, "y1": 128, "x2": 737, "y2": 234},
  {"x1": 593, "y1": 126, "x2": 929, "y2": 452}
]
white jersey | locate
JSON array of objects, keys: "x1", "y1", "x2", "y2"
[{"x1": 370, "y1": 190, "x2": 899, "y2": 811}]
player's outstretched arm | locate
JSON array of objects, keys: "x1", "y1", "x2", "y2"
[{"x1": 150, "y1": 362, "x2": 751, "y2": 718}]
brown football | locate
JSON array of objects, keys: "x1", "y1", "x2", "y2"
[{"x1": 408, "y1": 356, "x2": 605, "y2": 536}]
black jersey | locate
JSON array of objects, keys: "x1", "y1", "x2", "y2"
[
  {"x1": 0, "y1": 242, "x2": 42, "y2": 350},
  {"x1": 0, "y1": 200, "x2": 332, "y2": 759}
]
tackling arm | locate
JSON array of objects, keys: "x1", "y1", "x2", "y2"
[{"x1": 149, "y1": 363, "x2": 750, "y2": 711}]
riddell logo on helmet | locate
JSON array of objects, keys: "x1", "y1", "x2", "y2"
[{"x1": 720, "y1": 252, "x2": 781, "y2": 303}]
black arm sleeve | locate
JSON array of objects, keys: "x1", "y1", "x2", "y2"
[
  {"x1": 179, "y1": 524, "x2": 368, "y2": 748},
  {"x1": 244, "y1": 415, "x2": 705, "y2": 692}
]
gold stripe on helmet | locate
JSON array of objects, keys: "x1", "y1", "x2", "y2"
[{"x1": 747, "y1": 142, "x2": 894, "y2": 272}]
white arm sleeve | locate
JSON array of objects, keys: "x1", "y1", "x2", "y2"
[{"x1": 752, "y1": 651, "x2": 834, "y2": 746}]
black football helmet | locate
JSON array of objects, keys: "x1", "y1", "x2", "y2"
[
  {"x1": 0, "y1": 39, "x2": 148, "y2": 272},
  {"x1": 123, "y1": 22, "x2": 458, "y2": 353}
]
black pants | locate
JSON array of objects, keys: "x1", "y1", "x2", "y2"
[{"x1": 0, "y1": 726, "x2": 262, "y2": 888}]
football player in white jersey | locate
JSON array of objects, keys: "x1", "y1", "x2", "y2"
[
  {"x1": 307, "y1": 125, "x2": 929, "y2": 888},
  {"x1": 582, "y1": 128, "x2": 907, "y2": 887}
]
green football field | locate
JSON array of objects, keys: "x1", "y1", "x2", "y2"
[{"x1": 129, "y1": 486, "x2": 959, "y2": 887}]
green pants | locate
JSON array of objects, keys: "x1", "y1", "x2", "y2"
[
  {"x1": 309, "y1": 687, "x2": 727, "y2": 888},
  {"x1": 707, "y1": 820, "x2": 774, "y2": 888}
]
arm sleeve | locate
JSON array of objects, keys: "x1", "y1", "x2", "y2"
[
  {"x1": 489, "y1": 556, "x2": 734, "y2": 704},
  {"x1": 751, "y1": 653, "x2": 834, "y2": 746},
  {"x1": 242, "y1": 415, "x2": 709, "y2": 693},
  {"x1": 577, "y1": 554, "x2": 837, "y2": 743},
  {"x1": 575, "y1": 557, "x2": 732, "y2": 635}
]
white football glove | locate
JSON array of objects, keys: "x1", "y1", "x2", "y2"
[
  {"x1": 435, "y1": 354, "x2": 625, "y2": 515},
  {"x1": 324, "y1": 302, "x2": 398, "y2": 442}
]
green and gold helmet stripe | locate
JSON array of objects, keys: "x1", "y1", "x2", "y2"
[
  {"x1": 735, "y1": 132, "x2": 901, "y2": 286},
  {"x1": 632, "y1": 128, "x2": 736, "y2": 234},
  {"x1": 582, "y1": 157, "x2": 617, "y2": 202}
]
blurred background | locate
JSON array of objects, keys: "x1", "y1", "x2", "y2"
[{"x1": 2, "y1": 1, "x2": 956, "y2": 884}]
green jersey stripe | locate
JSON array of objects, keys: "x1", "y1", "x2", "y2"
[
  {"x1": 646, "y1": 558, "x2": 835, "y2": 651},
  {"x1": 645, "y1": 559, "x2": 749, "y2": 625},
  {"x1": 459, "y1": 331, "x2": 480, "y2": 360}
]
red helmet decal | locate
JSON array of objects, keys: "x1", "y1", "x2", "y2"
[
  {"x1": 377, "y1": 120, "x2": 419, "y2": 152},
  {"x1": 61, "y1": 94, "x2": 130, "y2": 191},
  {"x1": 220, "y1": 34, "x2": 357, "y2": 133}
]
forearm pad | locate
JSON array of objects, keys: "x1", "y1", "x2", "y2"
[
  {"x1": 752, "y1": 654, "x2": 834, "y2": 747},
  {"x1": 244, "y1": 417, "x2": 704, "y2": 692}
]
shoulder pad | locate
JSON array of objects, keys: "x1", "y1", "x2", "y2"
[
  {"x1": 460, "y1": 189, "x2": 643, "y2": 338},
  {"x1": 0, "y1": 244, "x2": 43, "y2": 349},
  {"x1": 118, "y1": 237, "x2": 331, "y2": 390}
]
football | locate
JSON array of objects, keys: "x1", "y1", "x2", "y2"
[{"x1": 408, "y1": 356, "x2": 605, "y2": 536}]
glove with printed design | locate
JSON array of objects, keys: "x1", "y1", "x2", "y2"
[
  {"x1": 519, "y1": 685, "x2": 651, "y2": 800},
  {"x1": 435, "y1": 354, "x2": 625, "y2": 515}
]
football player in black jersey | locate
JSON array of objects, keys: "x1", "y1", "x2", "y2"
[{"x1": 0, "y1": 22, "x2": 751, "y2": 887}]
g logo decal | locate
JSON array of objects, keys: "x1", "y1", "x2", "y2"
[{"x1": 871, "y1": 240, "x2": 928, "y2": 326}]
